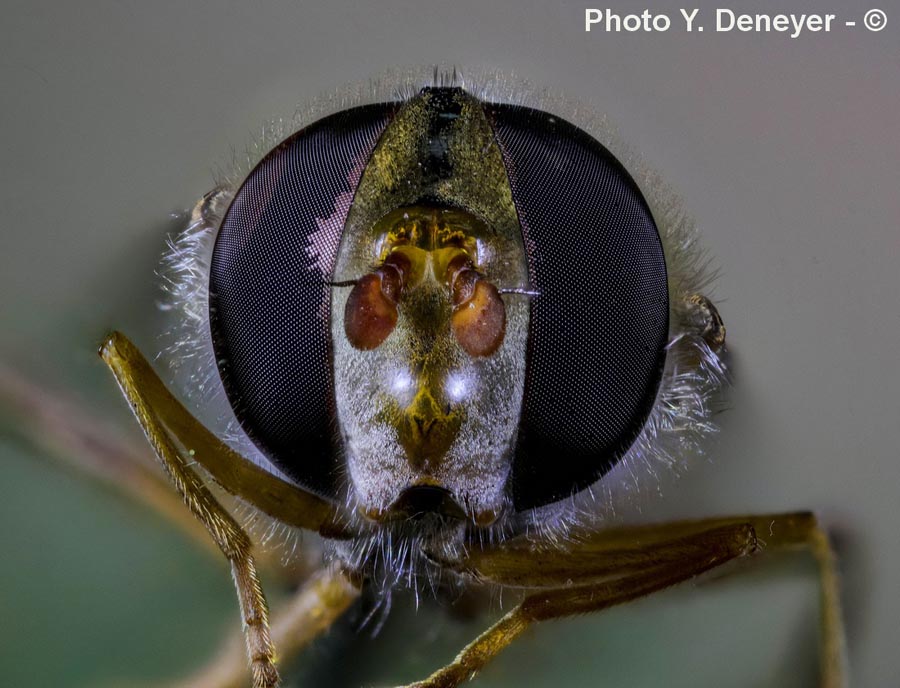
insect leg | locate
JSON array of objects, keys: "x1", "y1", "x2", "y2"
[
  {"x1": 464, "y1": 512, "x2": 830, "y2": 582},
  {"x1": 469, "y1": 512, "x2": 845, "y2": 687},
  {"x1": 174, "y1": 565, "x2": 361, "y2": 688},
  {"x1": 414, "y1": 513, "x2": 845, "y2": 688},
  {"x1": 682, "y1": 512, "x2": 845, "y2": 687},
  {"x1": 101, "y1": 333, "x2": 285, "y2": 688},
  {"x1": 99, "y1": 332, "x2": 349, "y2": 538},
  {"x1": 405, "y1": 521, "x2": 756, "y2": 688}
]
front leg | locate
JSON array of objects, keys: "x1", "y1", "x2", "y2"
[
  {"x1": 100, "y1": 332, "x2": 347, "y2": 537},
  {"x1": 101, "y1": 334, "x2": 282, "y2": 687},
  {"x1": 407, "y1": 513, "x2": 844, "y2": 688},
  {"x1": 101, "y1": 333, "x2": 363, "y2": 687},
  {"x1": 175, "y1": 565, "x2": 361, "y2": 688}
]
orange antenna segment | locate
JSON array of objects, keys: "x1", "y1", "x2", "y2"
[
  {"x1": 344, "y1": 251, "x2": 410, "y2": 350},
  {"x1": 446, "y1": 254, "x2": 507, "y2": 357}
]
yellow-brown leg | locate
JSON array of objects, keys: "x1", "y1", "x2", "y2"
[
  {"x1": 175, "y1": 565, "x2": 361, "y2": 688},
  {"x1": 100, "y1": 332, "x2": 347, "y2": 537},
  {"x1": 100, "y1": 335, "x2": 285, "y2": 687},
  {"x1": 410, "y1": 513, "x2": 845, "y2": 688}
]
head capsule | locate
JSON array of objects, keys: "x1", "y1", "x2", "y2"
[{"x1": 207, "y1": 84, "x2": 669, "y2": 524}]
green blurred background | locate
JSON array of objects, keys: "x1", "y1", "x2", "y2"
[{"x1": 2, "y1": 1, "x2": 897, "y2": 686}]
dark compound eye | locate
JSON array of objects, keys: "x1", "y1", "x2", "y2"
[
  {"x1": 485, "y1": 104, "x2": 669, "y2": 511},
  {"x1": 209, "y1": 104, "x2": 396, "y2": 498}
]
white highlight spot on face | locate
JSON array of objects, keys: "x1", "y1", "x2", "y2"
[
  {"x1": 446, "y1": 372, "x2": 469, "y2": 403},
  {"x1": 390, "y1": 369, "x2": 413, "y2": 396}
]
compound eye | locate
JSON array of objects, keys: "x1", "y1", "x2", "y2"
[
  {"x1": 487, "y1": 104, "x2": 670, "y2": 511},
  {"x1": 208, "y1": 104, "x2": 395, "y2": 498}
]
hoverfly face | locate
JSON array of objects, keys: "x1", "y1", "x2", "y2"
[
  {"x1": 209, "y1": 84, "x2": 668, "y2": 529},
  {"x1": 333, "y1": 202, "x2": 529, "y2": 525}
]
